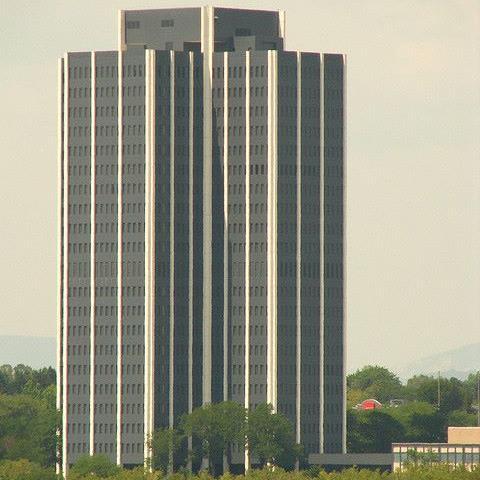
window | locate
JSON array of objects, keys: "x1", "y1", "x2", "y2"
[
  {"x1": 235, "y1": 28, "x2": 251, "y2": 37},
  {"x1": 126, "y1": 21, "x2": 140, "y2": 29},
  {"x1": 161, "y1": 19, "x2": 174, "y2": 27}
]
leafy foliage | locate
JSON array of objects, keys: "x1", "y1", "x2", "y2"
[
  {"x1": 181, "y1": 401, "x2": 246, "y2": 474},
  {"x1": 149, "y1": 428, "x2": 185, "y2": 472},
  {"x1": 1, "y1": 363, "x2": 479, "y2": 476},
  {"x1": 347, "y1": 366, "x2": 403, "y2": 403},
  {"x1": 347, "y1": 409, "x2": 404, "y2": 453},
  {"x1": 246, "y1": 404, "x2": 302, "y2": 469},
  {"x1": 69, "y1": 454, "x2": 122, "y2": 478},
  {"x1": 0, "y1": 459, "x2": 57, "y2": 480},
  {"x1": 409, "y1": 376, "x2": 472, "y2": 414},
  {"x1": 0, "y1": 365, "x2": 56, "y2": 396},
  {"x1": 2, "y1": 462, "x2": 480, "y2": 479},
  {"x1": 347, "y1": 366, "x2": 479, "y2": 454},
  {"x1": 0, "y1": 392, "x2": 58, "y2": 466},
  {"x1": 388, "y1": 402, "x2": 444, "y2": 443}
]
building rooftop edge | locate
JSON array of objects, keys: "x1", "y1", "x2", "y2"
[
  {"x1": 60, "y1": 50, "x2": 346, "y2": 57},
  {"x1": 119, "y1": 5, "x2": 284, "y2": 14}
]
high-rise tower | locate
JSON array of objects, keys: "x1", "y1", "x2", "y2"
[{"x1": 58, "y1": 6, "x2": 345, "y2": 472}]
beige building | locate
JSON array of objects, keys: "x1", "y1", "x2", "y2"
[
  {"x1": 393, "y1": 427, "x2": 480, "y2": 471},
  {"x1": 448, "y1": 427, "x2": 480, "y2": 444}
]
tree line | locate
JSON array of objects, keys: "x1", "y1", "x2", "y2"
[
  {"x1": 150, "y1": 402, "x2": 301, "y2": 474},
  {"x1": 0, "y1": 459, "x2": 479, "y2": 479},
  {"x1": 0, "y1": 363, "x2": 479, "y2": 477},
  {"x1": 347, "y1": 365, "x2": 479, "y2": 452}
]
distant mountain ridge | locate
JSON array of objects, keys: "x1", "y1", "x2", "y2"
[
  {"x1": 0, "y1": 335, "x2": 55, "y2": 368},
  {"x1": 400, "y1": 342, "x2": 479, "y2": 380}
]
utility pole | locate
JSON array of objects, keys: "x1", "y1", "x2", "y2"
[
  {"x1": 477, "y1": 371, "x2": 479, "y2": 427},
  {"x1": 437, "y1": 371, "x2": 441, "y2": 409}
]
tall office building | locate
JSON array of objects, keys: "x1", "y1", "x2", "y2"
[{"x1": 58, "y1": 6, "x2": 345, "y2": 472}]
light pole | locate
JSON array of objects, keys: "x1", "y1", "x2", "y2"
[
  {"x1": 437, "y1": 371, "x2": 441, "y2": 409},
  {"x1": 477, "y1": 371, "x2": 479, "y2": 427}
]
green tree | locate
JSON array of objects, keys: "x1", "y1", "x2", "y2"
[
  {"x1": 0, "y1": 365, "x2": 55, "y2": 397},
  {"x1": 347, "y1": 409, "x2": 404, "y2": 453},
  {"x1": 447, "y1": 409, "x2": 477, "y2": 427},
  {"x1": 346, "y1": 388, "x2": 364, "y2": 409},
  {"x1": 412, "y1": 376, "x2": 471, "y2": 414},
  {"x1": 150, "y1": 428, "x2": 185, "y2": 472},
  {"x1": 0, "y1": 459, "x2": 56, "y2": 480},
  {"x1": 464, "y1": 372, "x2": 479, "y2": 400},
  {"x1": 181, "y1": 402, "x2": 246, "y2": 475},
  {"x1": 347, "y1": 366, "x2": 403, "y2": 403},
  {"x1": 0, "y1": 393, "x2": 58, "y2": 466},
  {"x1": 390, "y1": 402, "x2": 444, "y2": 443},
  {"x1": 246, "y1": 403, "x2": 301, "y2": 469},
  {"x1": 111, "y1": 468, "x2": 163, "y2": 480},
  {"x1": 69, "y1": 454, "x2": 121, "y2": 478},
  {"x1": 404, "y1": 375, "x2": 433, "y2": 401}
]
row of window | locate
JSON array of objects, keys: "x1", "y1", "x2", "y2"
[
  {"x1": 228, "y1": 222, "x2": 266, "y2": 234},
  {"x1": 278, "y1": 261, "x2": 320, "y2": 278},
  {"x1": 231, "y1": 344, "x2": 266, "y2": 356},
  {"x1": 232, "y1": 324, "x2": 265, "y2": 336},
  {"x1": 67, "y1": 441, "x2": 142, "y2": 455},
  {"x1": 231, "y1": 261, "x2": 266, "y2": 276},
  {"x1": 67, "y1": 287, "x2": 145, "y2": 302},
  {"x1": 69, "y1": 87, "x2": 90, "y2": 98},
  {"x1": 229, "y1": 203, "x2": 266, "y2": 215},
  {"x1": 230, "y1": 242, "x2": 265, "y2": 253},
  {"x1": 213, "y1": 65, "x2": 266, "y2": 79},
  {"x1": 69, "y1": 103, "x2": 146, "y2": 121},
  {"x1": 67, "y1": 220, "x2": 146, "y2": 235},
  {"x1": 231, "y1": 285, "x2": 265, "y2": 296},
  {"x1": 225, "y1": 144, "x2": 264, "y2": 158},
  {"x1": 228, "y1": 183, "x2": 265, "y2": 195},
  {"x1": 231, "y1": 382, "x2": 267, "y2": 396},
  {"x1": 69, "y1": 85, "x2": 143, "y2": 100},
  {"x1": 67, "y1": 143, "x2": 326, "y2": 163},
  {"x1": 213, "y1": 85, "x2": 266, "y2": 100},
  {"x1": 69, "y1": 204, "x2": 144, "y2": 219},
  {"x1": 230, "y1": 305, "x2": 268, "y2": 317},
  {"x1": 67, "y1": 304, "x2": 146, "y2": 318}
]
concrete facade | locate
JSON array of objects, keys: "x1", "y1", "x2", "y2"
[
  {"x1": 448, "y1": 427, "x2": 480, "y2": 444},
  {"x1": 58, "y1": 6, "x2": 345, "y2": 472},
  {"x1": 392, "y1": 443, "x2": 480, "y2": 471}
]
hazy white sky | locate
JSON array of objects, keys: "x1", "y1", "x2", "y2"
[{"x1": 0, "y1": 0, "x2": 479, "y2": 373}]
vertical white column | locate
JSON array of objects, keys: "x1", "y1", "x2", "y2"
[
  {"x1": 221, "y1": 51, "x2": 230, "y2": 477},
  {"x1": 278, "y1": 11, "x2": 286, "y2": 48},
  {"x1": 117, "y1": 10, "x2": 126, "y2": 52},
  {"x1": 56, "y1": 57, "x2": 63, "y2": 476},
  {"x1": 266, "y1": 50, "x2": 278, "y2": 411},
  {"x1": 267, "y1": 51, "x2": 273, "y2": 408},
  {"x1": 144, "y1": 49, "x2": 150, "y2": 469},
  {"x1": 319, "y1": 54, "x2": 325, "y2": 454},
  {"x1": 187, "y1": 51, "x2": 194, "y2": 470},
  {"x1": 169, "y1": 50, "x2": 176, "y2": 432},
  {"x1": 244, "y1": 50, "x2": 251, "y2": 471},
  {"x1": 89, "y1": 51, "x2": 96, "y2": 457},
  {"x1": 55, "y1": 58, "x2": 63, "y2": 475},
  {"x1": 295, "y1": 51, "x2": 302, "y2": 453},
  {"x1": 341, "y1": 54, "x2": 347, "y2": 454},
  {"x1": 144, "y1": 48, "x2": 156, "y2": 467},
  {"x1": 116, "y1": 49, "x2": 124, "y2": 467},
  {"x1": 150, "y1": 49, "x2": 156, "y2": 464},
  {"x1": 62, "y1": 52, "x2": 70, "y2": 476},
  {"x1": 272, "y1": 52, "x2": 278, "y2": 413},
  {"x1": 201, "y1": 5, "x2": 214, "y2": 405},
  {"x1": 223, "y1": 52, "x2": 229, "y2": 403}
]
